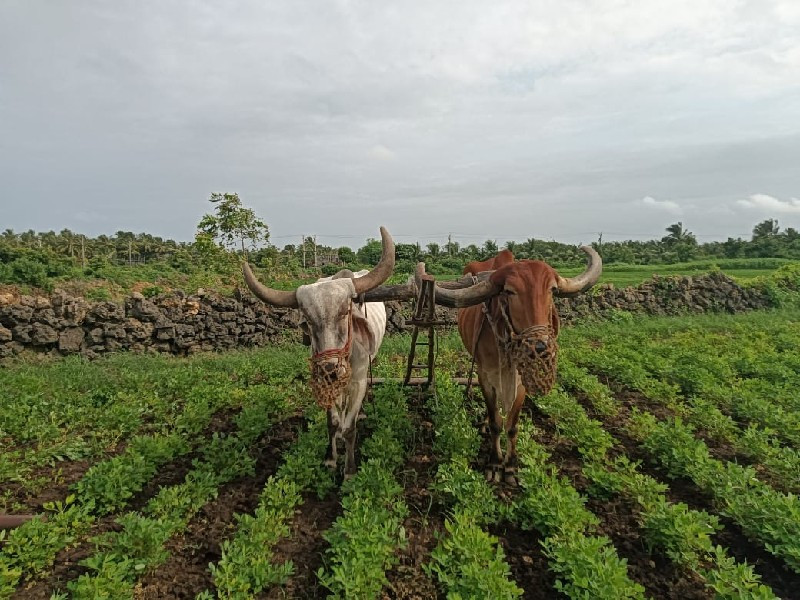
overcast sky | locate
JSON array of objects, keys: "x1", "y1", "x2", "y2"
[{"x1": 1, "y1": 0, "x2": 799, "y2": 248}]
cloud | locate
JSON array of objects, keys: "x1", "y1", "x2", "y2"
[
  {"x1": 641, "y1": 196, "x2": 683, "y2": 214},
  {"x1": 0, "y1": 2, "x2": 799, "y2": 243},
  {"x1": 736, "y1": 193, "x2": 800, "y2": 214},
  {"x1": 368, "y1": 144, "x2": 396, "y2": 161}
]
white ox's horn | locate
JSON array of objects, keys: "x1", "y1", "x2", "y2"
[
  {"x1": 352, "y1": 226, "x2": 396, "y2": 295},
  {"x1": 242, "y1": 226, "x2": 396, "y2": 307},
  {"x1": 555, "y1": 245, "x2": 603, "y2": 297},
  {"x1": 242, "y1": 261, "x2": 299, "y2": 308}
]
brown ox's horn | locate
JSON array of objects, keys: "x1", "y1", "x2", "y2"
[
  {"x1": 352, "y1": 226, "x2": 396, "y2": 295},
  {"x1": 555, "y1": 245, "x2": 603, "y2": 297},
  {"x1": 242, "y1": 261, "x2": 299, "y2": 308},
  {"x1": 417, "y1": 262, "x2": 501, "y2": 308}
]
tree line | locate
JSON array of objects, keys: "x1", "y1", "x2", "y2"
[{"x1": 2, "y1": 192, "x2": 799, "y2": 290}]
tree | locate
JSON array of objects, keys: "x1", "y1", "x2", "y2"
[
  {"x1": 722, "y1": 237, "x2": 745, "y2": 258},
  {"x1": 752, "y1": 219, "x2": 780, "y2": 240},
  {"x1": 197, "y1": 193, "x2": 270, "y2": 252},
  {"x1": 396, "y1": 243, "x2": 421, "y2": 262},
  {"x1": 425, "y1": 242, "x2": 441, "y2": 258},
  {"x1": 356, "y1": 238, "x2": 383, "y2": 266},
  {"x1": 662, "y1": 222, "x2": 696, "y2": 246},
  {"x1": 481, "y1": 239, "x2": 498, "y2": 258},
  {"x1": 337, "y1": 246, "x2": 356, "y2": 264}
]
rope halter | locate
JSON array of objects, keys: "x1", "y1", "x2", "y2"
[
  {"x1": 486, "y1": 296, "x2": 559, "y2": 396},
  {"x1": 309, "y1": 306, "x2": 353, "y2": 409}
]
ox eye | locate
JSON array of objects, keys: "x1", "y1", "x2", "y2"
[{"x1": 504, "y1": 289, "x2": 516, "y2": 296}]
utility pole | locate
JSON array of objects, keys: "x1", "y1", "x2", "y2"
[
  {"x1": 301, "y1": 235, "x2": 306, "y2": 268},
  {"x1": 313, "y1": 235, "x2": 317, "y2": 267},
  {"x1": 128, "y1": 240, "x2": 133, "y2": 265},
  {"x1": 80, "y1": 235, "x2": 86, "y2": 268}
]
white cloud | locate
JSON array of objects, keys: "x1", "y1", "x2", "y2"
[
  {"x1": 368, "y1": 144, "x2": 396, "y2": 161},
  {"x1": 736, "y1": 193, "x2": 800, "y2": 214},
  {"x1": 641, "y1": 196, "x2": 683, "y2": 214}
]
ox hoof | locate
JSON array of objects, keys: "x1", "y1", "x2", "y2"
[
  {"x1": 485, "y1": 465, "x2": 503, "y2": 483},
  {"x1": 343, "y1": 471, "x2": 356, "y2": 481},
  {"x1": 323, "y1": 459, "x2": 337, "y2": 471},
  {"x1": 503, "y1": 469, "x2": 518, "y2": 487}
]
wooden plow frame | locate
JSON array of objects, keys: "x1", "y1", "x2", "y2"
[{"x1": 368, "y1": 267, "x2": 489, "y2": 388}]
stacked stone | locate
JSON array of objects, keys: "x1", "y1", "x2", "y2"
[{"x1": 0, "y1": 272, "x2": 775, "y2": 359}]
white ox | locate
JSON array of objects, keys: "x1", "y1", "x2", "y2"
[{"x1": 243, "y1": 227, "x2": 397, "y2": 477}]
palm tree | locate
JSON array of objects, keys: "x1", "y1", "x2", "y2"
[
  {"x1": 752, "y1": 219, "x2": 780, "y2": 240},
  {"x1": 663, "y1": 222, "x2": 696, "y2": 246}
]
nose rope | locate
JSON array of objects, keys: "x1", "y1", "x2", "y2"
[
  {"x1": 482, "y1": 296, "x2": 559, "y2": 396},
  {"x1": 309, "y1": 305, "x2": 353, "y2": 409}
]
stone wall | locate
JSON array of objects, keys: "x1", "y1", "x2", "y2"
[{"x1": 0, "y1": 272, "x2": 772, "y2": 359}]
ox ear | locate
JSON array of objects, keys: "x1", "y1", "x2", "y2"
[
  {"x1": 549, "y1": 303, "x2": 560, "y2": 337},
  {"x1": 352, "y1": 313, "x2": 378, "y2": 357},
  {"x1": 299, "y1": 321, "x2": 311, "y2": 346}
]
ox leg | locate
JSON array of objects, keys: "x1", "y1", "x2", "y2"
[
  {"x1": 483, "y1": 391, "x2": 505, "y2": 483},
  {"x1": 343, "y1": 425, "x2": 358, "y2": 479},
  {"x1": 324, "y1": 409, "x2": 338, "y2": 471},
  {"x1": 502, "y1": 385, "x2": 527, "y2": 486},
  {"x1": 478, "y1": 414, "x2": 490, "y2": 435}
]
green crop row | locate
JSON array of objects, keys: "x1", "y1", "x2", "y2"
[
  {"x1": 0, "y1": 382, "x2": 284, "y2": 598},
  {"x1": 200, "y1": 412, "x2": 334, "y2": 599},
  {"x1": 64, "y1": 386, "x2": 291, "y2": 598},
  {"x1": 0, "y1": 348, "x2": 307, "y2": 493},
  {"x1": 629, "y1": 410, "x2": 800, "y2": 574},
  {"x1": 565, "y1": 343, "x2": 800, "y2": 490},
  {"x1": 509, "y1": 424, "x2": 646, "y2": 600},
  {"x1": 315, "y1": 385, "x2": 412, "y2": 599},
  {"x1": 426, "y1": 376, "x2": 521, "y2": 599},
  {"x1": 537, "y1": 380, "x2": 776, "y2": 599}
]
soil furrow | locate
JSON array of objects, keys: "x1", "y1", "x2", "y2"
[
  {"x1": 382, "y1": 391, "x2": 442, "y2": 600},
  {"x1": 528, "y1": 407, "x2": 711, "y2": 600},
  {"x1": 261, "y1": 490, "x2": 342, "y2": 600},
  {"x1": 14, "y1": 406, "x2": 248, "y2": 599},
  {"x1": 569, "y1": 386, "x2": 800, "y2": 599},
  {"x1": 488, "y1": 521, "x2": 557, "y2": 600},
  {"x1": 133, "y1": 414, "x2": 305, "y2": 600}
]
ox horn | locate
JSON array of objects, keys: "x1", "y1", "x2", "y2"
[
  {"x1": 242, "y1": 261, "x2": 299, "y2": 308},
  {"x1": 555, "y1": 245, "x2": 603, "y2": 297},
  {"x1": 352, "y1": 226, "x2": 396, "y2": 295},
  {"x1": 416, "y1": 262, "x2": 501, "y2": 308}
]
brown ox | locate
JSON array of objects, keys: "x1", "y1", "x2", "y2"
[{"x1": 428, "y1": 247, "x2": 601, "y2": 483}]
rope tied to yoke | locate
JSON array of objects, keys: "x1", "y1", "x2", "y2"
[{"x1": 309, "y1": 306, "x2": 353, "y2": 409}]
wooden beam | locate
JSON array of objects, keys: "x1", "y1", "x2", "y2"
[
  {"x1": 0, "y1": 514, "x2": 37, "y2": 529},
  {"x1": 370, "y1": 377, "x2": 471, "y2": 386}
]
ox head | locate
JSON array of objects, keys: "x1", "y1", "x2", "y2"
[
  {"x1": 424, "y1": 246, "x2": 602, "y2": 307},
  {"x1": 242, "y1": 227, "x2": 397, "y2": 396},
  {"x1": 423, "y1": 245, "x2": 602, "y2": 356}
]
